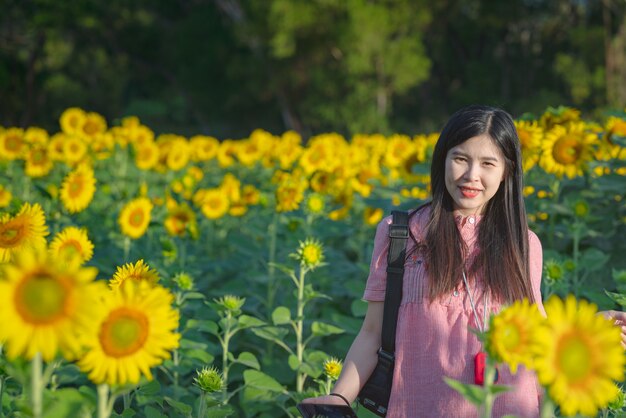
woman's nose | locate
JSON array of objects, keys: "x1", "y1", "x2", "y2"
[{"x1": 463, "y1": 163, "x2": 480, "y2": 181}]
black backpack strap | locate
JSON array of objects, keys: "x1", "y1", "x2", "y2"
[{"x1": 380, "y1": 210, "x2": 409, "y2": 355}]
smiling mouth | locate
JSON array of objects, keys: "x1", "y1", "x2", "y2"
[{"x1": 459, "y1": 187, "x2": 481, "y2": 197}]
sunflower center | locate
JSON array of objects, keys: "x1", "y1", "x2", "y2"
[
  {"x1": 99, "y1": 307, "x2": 149, "y2": 357},
  {"x1": 59, "y1": 239, "x2": 83, "y2": 257},
  {"x1": 557, "y1": 335, "x2": 592, "y2": 381},
  {"x1": 129, "y1": 208, "x2": 145, "y2": 227},
  {"x1": 500, "y1": 323, "x2": 522, "y2": 350},
  {"x1": 302, "y1": 245, "x2": 321, "y2": 264},
  {"x1": 6, "y1": 135, "x2": 22, "y2": 152},
  {"x1": 0, "y1": 220, "x2": 25, "y2": 247},
  {"x1": 15, "y1": 272, "x2": 69, "y2": 324},
  {"x1": 552, "y1": 135, "x2": 581, "y2": 165},
  {"x1": 69, "y1": 178, "x2": 85, "y2": 198}
]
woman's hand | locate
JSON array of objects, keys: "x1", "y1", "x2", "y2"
[
  {"x1": 599, "y1": 310, "x2": 626, "y2": 348},
  {"x1": 300, "y1": 395, "x2": 350, "y2": 406}
]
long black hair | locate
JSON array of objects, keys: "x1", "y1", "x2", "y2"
[{"x1": 422, "y1": 104, "x2": 533, "y2": 303}]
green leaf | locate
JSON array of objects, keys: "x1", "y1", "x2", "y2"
[
  {"x1": 443, "y1": 377, "x2": 485, "y2": 406},
  {"x1": 605, "y1": 291, "x2": 626, "y2": 309},
  {"x1": 42, "y1": 388, "x2": 89, "y2": 418},
  {"x1": 164, "y1": 396, "x2": 192, "y2": 415},
  {"x1": 235, "y1": 352, "x2": 260, "y2": 370},
  {"x1": 243, "y1": 370, "x2": 285, "y2": 393},
  {"x1": 206, "y1": 406, "x2": 236, "y2": 417},
  {"x1": 137, "y1": 379, "x2": 161, "y2": 396},
  {"x1": 184, "y1": 291, "x2": 206, "y2": 300},
  {"x1": 488, "y1": 385, "x2": 512, "y2": 396},
  {"x1": 272, "y1": 306, "x2": 292, "y2": 325},
  {"x1": 311, "y1": 322, "x2": 344, "y2": 336},
  {"x1": 251, "y1": 326, "x2": 289, "y2": 343},
  {"x1": 183, "y1": 348, "x2": 214, "y2": 364},
  {"x1": 288, "y1": 354, "x2": 300, "y2": 371},
  {"x1": 238, "y1": 315, "x2": 266, "y2": 329},
  {"x1": 579, "y1": 248, "x2": 610, "y2": 272},
  {"x1": 143, "y1": 405, "x2": 165, "y2": 418}
]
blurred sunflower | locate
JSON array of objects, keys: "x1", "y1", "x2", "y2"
[
  {"x1": 216, "y1": 139, "x2": 237, "y2": 168},
  {"x1": 275, "y1": 175, "x2": 307, "y2": 213},
  {"x1": 62, "y1": 135, "x2": 88, "y2": 166},
  {"x1": 164, "y1": 199, "x2": 198, "y2": 239},
  {"x1": 0, "y1": 245, "x2": 101, "y2": 361},
  {"x1": 80, "y1": 112, "x2": 107, "y2": 139},
  {"x1": 0, "y1": 203, "x2": 49, "y2": 262},
  {"x1": 109, "y1": 259, "x2": 160, "y2": 289},
  {"x1": 274, "y1": 131, "x2": 303, "y2": 170},
  {"x1": 49, "y1": 226, "x2": 94, "y2": 264},
  {"x1": 0, "y1": 185, "x2": 12, "y2": 208},
  {"x1": 363, "y1": 207, "x2": 384, "y2": 226},
  {"x1": 0, "y1": 127, "x2": 26, "y2": 160},
  {"x1": 24, "y1": 127, "x2": 49, "y2": 146},
  {"x1": 514, "y1": 120, "x2": 543, "y2": 171},
  {"x1": 133, "y1": 142, "x2": 159, "y2": 170},
  {"x1": 24, "y1": 144, "x2": 54, "y2": 178},
  {"x1": 539, "y1": 123, "x2": 596, "y2": 179},
  {"x1": 118, "y1": 197, "x2": 153, "y2": 239},
  {"x1": 305, "y1": 193, "x2": 326, "y2": 215},
  {"x1": 485, "y1": 298, "x2": 543, "y2": 374},
  {"x1": 47, "y1": 133, "x2": 66, "y2": 161},
  {"x1": 78, "y1": 282, "x2": 180, "y2": 385},
  {"x1": 384, "y1": 134, "x2": 415, "y2": 169},
  {"x1": 189, "y1": 135, "x2": 219, "y2": 162},
  {"x1": 165, "y1": 138, "x2": 190, "y2": 171},
  {"x1": 60, "y1": 107, "x2": 86, "y2": 135},
  {"x1": 534, "y1": 295, "x2": 625, "y2": 417},
  {"x1": 198, "y1": 189, "x2": 229, "y2": 220},
  {"x1": 60, "y1": 164, "x2": 97, "y2": 213},
  {"x1": 539, "y1": 106, "x2": 581, "y2": 130}
]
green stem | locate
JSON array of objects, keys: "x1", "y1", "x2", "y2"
[
  {"x1": 296, "y1": 266, "x2": 306, "y2": 393},
  {"x1": 0, "y1": 375, "x2": 6, "y2": 418},
  {"x1": 221, "y1": 312, "x2": 232, "y2": 404},
  {"x1": 97, "y1": 384, "x2": 112, "y2": 418},
  {"x1": 31, "y1": 352, "x2": 43, "y2": 418},
  {"x1": 481, "y1": 362, "x2": 497, "y2": 418},
  {"x1": 266, "y1": 212, "x2": 279, "y2": 317},
  {"x1": 197, "y1": 392, "x2": 207, "y2": 418},
  {"x1": 173, "y1": 348, "x2": 180, "y2": 399},
  {"x1": 123, "y1": 392, "x2": 131, "y2": 410},
  {"x1": 123, "y1": 236, "x2": 131, "y2": 261},
  {"x1": 540, "y1": 394, "x2": 555, "y2": 418},
  {"x1": 572, "y1": 221, "x2": 582, "y2": 296}
]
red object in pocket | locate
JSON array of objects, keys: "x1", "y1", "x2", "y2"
[
  {"x1": 473, "y1": 351, "x2": 499, "y2": 386},
  {"x1": 474, "y1": 351, "x2": 487, "y2": 385}
]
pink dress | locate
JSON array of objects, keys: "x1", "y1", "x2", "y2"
[{"x1": 363, "y1": 207, "x2": 544, "y2": 418}]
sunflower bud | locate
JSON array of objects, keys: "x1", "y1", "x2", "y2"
[
  {"x1": 174, "y1": 272, "x2": 194, "y2": 291},
  {"x1": 323, "y1": 357, "x2": 343, "y2": 381},
  {"x1": 214, "y1": 295, "x2": 245, "y2": 314},
  {"x1": 194, "y1": 366, "x2": 224, "y2": 394}
]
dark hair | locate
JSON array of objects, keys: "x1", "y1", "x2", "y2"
[{"x1": 421, "y1": 104, "x2": 533, "y2": 303}]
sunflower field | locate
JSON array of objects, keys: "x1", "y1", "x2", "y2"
[{"x1": 0, "y1": 106, "x2": 625, "y2": 418}]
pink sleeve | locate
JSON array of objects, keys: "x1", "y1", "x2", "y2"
[
  {"x1": 362, "y1": 215, "x2": 393, "y2": 301},
  {"x1": 528, "y1": 230, "x2": 545, "y2": 316}
]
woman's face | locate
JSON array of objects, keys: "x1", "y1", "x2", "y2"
[{"x1": 444, "y1": 134, "x2": 506, "y2": 216}]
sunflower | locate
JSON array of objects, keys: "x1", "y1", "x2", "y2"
[
  {"x1": 275, "y1": 174, "x2": 308, "y2": 213},
  {"x1": 293, "y1": 238, "x2": 324, "y2": 269},
  {"x1": 118, "y1": 197, "x2": 153, "y2": 239},
  {"x1": 62, "y1": 135, "x2": 88, "y2": 166},
  {"x1": 514, "y1": 120, "x2": 543, "y2": 171},
  {"x1": 164, "y1": 201, "x2": 198, "y2": 239},
  {"x1": 305, "y1": 193, "x2": 326, "y2": 215},
  {"x1": 384, "y1": 134, "x2": 415, "y2": 169},
  {"x1": 534, "y1": 295, "x2": 625, "y2": 417},
  {"x1": 539, "y1": 123, "x2": 596, "y2": 179},
  {"x1": 0, "y1": 245, "x2": 101, "y2": 361},
  {"x1": 133, "y1": 142, "x2": 159, "y2": 170},
  {"x1": 363, "y1": 207, "x2": 384, "y2": 226},
  {"x1": 198, "y1": 189, "x2": 229, "y2": 220},
  {"x1": 109, "y1": 259, "x2": 160, "y2": 289},
  {"x1": 24, "y1": 144, "x2": 54, "y2": 178},
  {"x1": 485, "y1": 298, "x2": 543, "y2": 374},
  {"x1": 49, "y1": 226, "x2": 94, "y2": 264},
  {"x1": 0, "y1": 185, "x2": 12, "y2": 208},
  {"x1": 189, "y1": 135, "x2": 220, "y2": 162},
  {"x1": 165, "y1": 138, "x2": 190, "y2": 171},
  {"x1": 60, "y1": 164, "x2": 97, "y2": 213},
  {"x1": 0, "y1": 203, "x2": 49, "y2": 262},
  {"x1": 539, "y1": 106, "x2": 581, "y2": 130},
  {"x1": 24, "y1": 127, "x2": 49, "y2": 146},
  {"x1": 0, "y1": 127, "x2": 26, "y2": 160},
  {"x1": 60, "y1": 107, "x2": 87, "y2": 135},
  {"x1": 80, "y1": 112, "x2": 107, "y2": 139},
  {"x1": 217, "y1": 140, "x2": 237, "y2": 168},
  {"x1": 77, "y1": 282, "x2": 180, "y2": 385},
  {"x1": 274, "y1": 131, "x2": 303, "y2": 170}
]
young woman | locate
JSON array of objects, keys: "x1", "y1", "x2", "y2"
[{"x1": 303, "y1": 105, "x2": 626, "y2": 417}]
